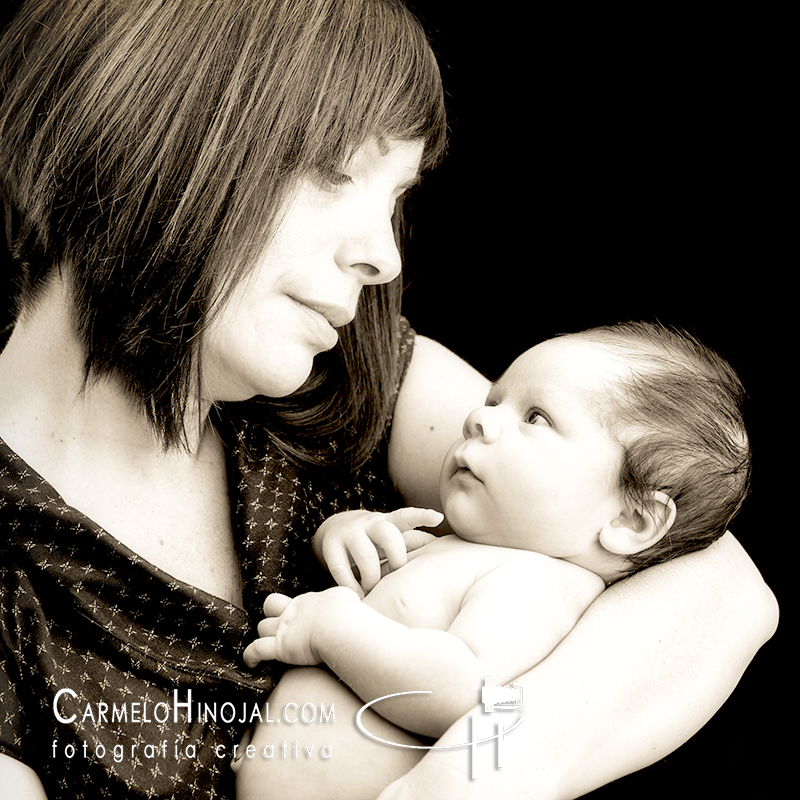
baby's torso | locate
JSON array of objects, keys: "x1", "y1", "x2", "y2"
[{"x1": 364, "y1": 534, "x2": 585, "y2": 629}]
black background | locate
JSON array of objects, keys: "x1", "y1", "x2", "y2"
[{"x1": 402, "y1": 3, "x2": 787, "y2": 798}]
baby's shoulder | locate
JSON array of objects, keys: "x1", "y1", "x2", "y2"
[
  {"x1": 416, "y1": 535, "x2": 578, "y2": 572},
  {"x1": 429, "y1": 537, "x2": 605, "y2": 605}
]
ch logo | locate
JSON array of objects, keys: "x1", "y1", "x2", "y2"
[{"x1": 356, "y1": 677, "x2": 525, "y2": 780}]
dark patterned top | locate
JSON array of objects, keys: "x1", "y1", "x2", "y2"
[{"x1": 0, "y1": 322, "x2": 415, "y2": 799}]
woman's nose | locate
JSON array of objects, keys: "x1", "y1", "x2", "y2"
[
  {"x1": 336, "y1": 210, "x2": 402, "y2": 286},
  {"x1": 463, "y1": 406, "x2": 500, "y2": 442}
]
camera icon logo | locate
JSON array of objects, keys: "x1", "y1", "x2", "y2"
[{"x1": 481, "y1": 676, "x2": 524, "y2": 713}]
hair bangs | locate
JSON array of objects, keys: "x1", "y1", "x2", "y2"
[{"x1": 276, "y1": 0, "x2": 447, "y2": 177}]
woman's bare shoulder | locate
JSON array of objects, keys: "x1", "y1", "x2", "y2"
[{"x1": 388, "y1": 336, "x2": 489, "y2": 510}]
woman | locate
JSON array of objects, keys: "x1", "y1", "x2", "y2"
[{"x1": 0, "y1": 2, "x2": 777, "y2": 798}]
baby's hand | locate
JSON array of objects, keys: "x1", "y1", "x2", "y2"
[
  {"x1": 314, "y1": 507, "x2": 444, "y2": 597},
  {"x1": 242, "y1": 588, "x2": 359, "y2": 668}
]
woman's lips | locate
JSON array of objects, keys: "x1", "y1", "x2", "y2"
[
  {"x1": 298, "y1": 298, "x2": 355, "y2": 329},
  {"x1": 290, "y1": 297, "x2": 349, "y2": 350}
]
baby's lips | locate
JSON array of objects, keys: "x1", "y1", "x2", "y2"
[{"x1": 453, "y1": 445, "x2": 479, "y2": 478}]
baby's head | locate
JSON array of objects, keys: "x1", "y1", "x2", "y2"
[{"x1": 439, "y1": 322, "x2": 750, "y2": 583}]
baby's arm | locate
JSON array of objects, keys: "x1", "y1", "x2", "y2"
[{"x1": 244, "y1": 554, "x2": 604, "y2": 738}]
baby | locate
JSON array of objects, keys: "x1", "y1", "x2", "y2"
[{"x1": 235, "y1": 321, "x2": 751, "y2": 798}]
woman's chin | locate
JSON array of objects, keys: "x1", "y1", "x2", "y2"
[{"x1": 202, "y1": 360, "x2": 315, "y2": 403}]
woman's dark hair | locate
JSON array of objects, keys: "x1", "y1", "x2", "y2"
[
  {"x1": 565, "y1": 321, "x2": 751, "y2": 574},
  {"x1": 0, "y1": 0, "x2": 446, "y2": 463}
]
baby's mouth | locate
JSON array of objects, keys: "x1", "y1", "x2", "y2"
[{"x1": 453, "y1": 449, "x2": 481, "y2": 483}]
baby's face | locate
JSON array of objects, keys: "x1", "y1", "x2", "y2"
[{"x1": 439, "y1": 338, "x2": 628, "y2": 557}]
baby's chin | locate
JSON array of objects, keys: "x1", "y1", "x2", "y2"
[{"x1": 441, "y1": 503, "x2": 493, "y2": 547}]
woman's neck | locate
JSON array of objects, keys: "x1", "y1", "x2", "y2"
[
  {"x1": 0, "y1": 278, "x2": 211, "y2": 465},
  {"x1": 0, "y1": 280, "x2": 242, "y2": 605}
]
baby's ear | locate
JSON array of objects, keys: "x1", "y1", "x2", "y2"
[{"x1": 599, "y1": 491, "x2": 677, "y2": 555}]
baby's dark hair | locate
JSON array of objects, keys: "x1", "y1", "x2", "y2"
[{"x1": 564, "y1": 321, "x2": 751, "y2": 575}]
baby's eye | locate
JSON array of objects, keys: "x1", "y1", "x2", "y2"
[{"x1": 524, "y1": 409, "x2": 548, "y2": 425}]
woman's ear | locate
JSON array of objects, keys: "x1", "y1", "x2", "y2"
[{"x1": 599, "y1": 491, "x2": 677, "y2": 555}]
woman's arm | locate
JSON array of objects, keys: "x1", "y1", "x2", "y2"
[
  {"x1": 387, "y1": 337, "x2": 779, "y2": 798},
  {"x1": 381, "y1": 532, "x2": 778, "y2": 799},
  {"x1": 0, "y1": 754, "x2": 49, "y2": 800},
  {"x1": 389, "y1": 335, "x2": 490, "y2": 513}
]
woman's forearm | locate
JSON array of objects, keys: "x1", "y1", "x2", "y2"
[
  {"x1": 0, "y1": 755, "x2": 49, "y2": 800},
  {"x1": 379, "y1": 533, "x2": 778, "y2": 800}
]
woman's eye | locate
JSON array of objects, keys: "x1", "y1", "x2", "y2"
[
  {"x1": 328, "y1": 172, "x2": 354, "y2": 187},
  {"x1": 314, "y1": 168, "x2": 354, "y2": 190}
]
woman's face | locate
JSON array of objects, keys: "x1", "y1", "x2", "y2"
[{"x1": 202, "y1": 138, "x2": 424, "y2": 402}]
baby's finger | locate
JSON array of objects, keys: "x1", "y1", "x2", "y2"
[
  {"x1": 243, "y1": 637, "x2": 278, "y2": 668},
  {"x1": 402, "y1": 529, "x2": 437, "y2": 552},
  {"x1": 384, "y1": 507, "x2": 445, "y2": 534},
  {"x1": 256, "y1": 616, "x2": 280, "y2": 638},
  {"x1": 327, "y1": 557, "x2": 365, "y2": 598},
  {"x1": 321, "y1": 539, "x2": 365, "y2": 595},
  {"x1": 343, "y1": 532, "x2": 387, "y2": 593},
  {"x1": 366, "y1": 519, "x2": 409, "y2": 572},
  {"x1": 262, "y1": 593, "x2": 292, "y2": 618}
]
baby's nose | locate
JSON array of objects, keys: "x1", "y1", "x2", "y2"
[{"x1": 463, "y1": 406, "x2": 500, "y2": 442}]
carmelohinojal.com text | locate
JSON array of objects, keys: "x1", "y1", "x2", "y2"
[{"x1": 51, "y1": 688, "x2": 335, "y2": 764}]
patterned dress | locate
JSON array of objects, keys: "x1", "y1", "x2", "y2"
[{"x1": 0, "y1": 323, "x2": 415, "y2": 798}]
